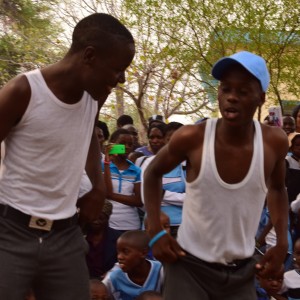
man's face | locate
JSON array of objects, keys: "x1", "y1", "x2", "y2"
[
  {"x1": 218, "y1": 65, "x2": 265, "y2": 126},
  {"x1": 84, "y1": 41, "x2": 135, "y2": 101}
]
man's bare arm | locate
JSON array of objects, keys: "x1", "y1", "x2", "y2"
[
  {"x1": 0, "y1": 75, "x2": 31, "y2": 143},
  {"x1": 257, "y1": 128, "x2": 289, "y2": 277}
]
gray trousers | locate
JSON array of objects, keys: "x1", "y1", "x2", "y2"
[
  {"x1": 0, "y1": 216, "x2": 90, "y2": 300},
  {"x1": 163, "y1": 252, "x2": 258, "y2": 300}
]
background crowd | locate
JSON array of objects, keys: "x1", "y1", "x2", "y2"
[{"x1": 69, "y1": 102, "x2": 300, "y2": 300}]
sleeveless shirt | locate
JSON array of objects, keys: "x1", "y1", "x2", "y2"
[
  {"x1": 177, "y1": 118, "x2": 267, "y2": 264},
  {"x1": 0, "y1": 69, "x2": 98, "y2": 219}
]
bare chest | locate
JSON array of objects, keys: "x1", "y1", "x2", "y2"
[{"x1": 214, "y1": 143, "x2": 254, "y2": 184}]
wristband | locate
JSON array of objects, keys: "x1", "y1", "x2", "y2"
[
  {"x1": 104, "y1": 160, "x2": 110, "y2": 165},
  {"x1": 149, "y1": 230, "x2": 167, "y2": 248}
]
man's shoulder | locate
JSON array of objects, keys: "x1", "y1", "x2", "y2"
[
  {"x1": 261, "y1": 123, "x2": 288, "y2": 146},
  {"x1": 168, "y1": 122, "x2": 206, "y2": 155}
]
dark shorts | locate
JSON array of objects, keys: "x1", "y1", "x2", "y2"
[{"x1": 163, "y1": 251, "x2": 258, "y2": 300}]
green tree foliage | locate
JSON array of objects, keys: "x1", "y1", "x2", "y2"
[
  {"x1": 0, "y1": 0, "x2": 66, "y2": 87},
  {"x1": 122, "y1": 0, "x2": 300, "y2": 121}
]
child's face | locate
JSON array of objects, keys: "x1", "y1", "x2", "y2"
[
  {"x1": 291, "y1": 137, "x2": 300, "y2": 158},
  {"x1": 117, "y1": 238, "x2": 146, "y2": 273},
  {"x1": 259, "y1": 276, "x2": 283, "y2": 295},
  {"x1": 282, "y1": 117, "x2": 295, "y2": 135},
  {"x1": 294, "y1": 240, "x2": 300, "y2": 267}
]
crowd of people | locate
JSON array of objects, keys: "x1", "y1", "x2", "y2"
[{"x1": 0, "y1": 12, "x2": 300, "y2": 300}]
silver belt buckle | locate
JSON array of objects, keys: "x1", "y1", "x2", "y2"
[{"x1": 29, "y1": 216, "x2": 53, "y2": 231}]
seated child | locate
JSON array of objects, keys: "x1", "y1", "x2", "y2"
[
  {"x1": 135, "y1": 291, "x2": 163, "y2": 300},
  {"x1": 102, "y1": 230, "x2": 163, "y2": 300},
  {"x1": 89, "y1": 279, "x2": 111, "y2": 300},
  {"x1": 259, "y1": 239, "x2": 300, "y2": 300},
  {"x1": 258, "y1": 265, "x2": 286, "y2": 300},
  {"x1": 85, "y1": 201, "x2": 119, "y2": 279},
  {"x1": 282, "y1": 238, "x2": 300, "y2": 300}
]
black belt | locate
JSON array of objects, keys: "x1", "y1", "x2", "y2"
[
  {"x1": 184, "y1": 251, "x2": 252, "y2": 271},
  {"x1": 201, "y1": 257, "x2": 252, "y2": 270},
  {"x1": 0, "y1": 203, "x2": 78, "y2": 231}
]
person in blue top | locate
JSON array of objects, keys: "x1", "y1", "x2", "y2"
[
  {"x1": 103, "y1": 129, "x2": 142, "y2": 235},
  {"x1": 102, "y1": 230, "x2": 163, "y2": 300}
]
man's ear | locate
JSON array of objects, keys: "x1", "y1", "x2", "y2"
[{"x1": 82, "y1": 46, "x2": 97, "y2": 65}]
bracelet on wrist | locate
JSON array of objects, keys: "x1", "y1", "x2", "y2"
[{"x1": 148, "y1": 230, "x2": 168, "y2": 248}]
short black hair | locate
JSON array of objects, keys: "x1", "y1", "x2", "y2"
[
  {"x1": 117, "y1": 114, "x2": 134, "y2": 127},
  {"x1": 109, "y1": 128, "x2": 131, "y2": 143},
  {"x1": 147, "y1": 123, "x2": 166, "y2": 138},
  {"x1": 165, "y1": 122, "x2": 183, "y2": 134},
  {"x1": 118, "y1": 230, "x2": 150, "y2": 250},
  {"x1": 291, "y1": 134, "x2": 300, "y2": 148},
  {"x1": 70, "y1": 13, "x2": 134, "y2": 54},
  {"x1": 96, "y1": 120, "x2": 110, "y2": 141}
]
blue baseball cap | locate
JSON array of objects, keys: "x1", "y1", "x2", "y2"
[{"x1": 211, "y1": 51, "x2": 270, "y2": 92}]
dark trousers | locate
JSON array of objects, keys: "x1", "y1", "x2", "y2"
[
  {"x1": 0, "y1": 217, "x2": 90, "y2": 300},
  {"x1": 163, "y1": 252, "x2": 258, "y2": 300}
]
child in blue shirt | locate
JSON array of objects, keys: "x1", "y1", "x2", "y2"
[{"x1": 102, "y1": 230, "x2": 163, "y2": 300}]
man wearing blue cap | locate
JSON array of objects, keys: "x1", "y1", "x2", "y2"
[{"x1": 143, "y1": 51, "x2": 289, "y2": 299}]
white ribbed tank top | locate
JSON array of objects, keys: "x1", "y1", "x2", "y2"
[
  {"x1": 0, "y1": 69, "x2": 98, "y2": 219},
  {"x1": 177, "y1": 118, "x2": 267, "y2": 264}
]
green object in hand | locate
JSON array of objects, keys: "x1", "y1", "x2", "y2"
[{"x1": 109, "y1": 144, "x2": 125, "y2": 155}]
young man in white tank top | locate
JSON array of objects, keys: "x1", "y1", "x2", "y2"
[
  {"x1": 144, "y1": 51, "x2": 289, "y2": 300},
  {"x1": 0, "y1": 14, "x2": 135, "y2": 300}
]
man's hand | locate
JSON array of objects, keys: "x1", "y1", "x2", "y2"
[
  {"x1": 255, "y1": 244, "x2": 287, "y2": 278},
  {"x1": 77, "y1": 188, "x2": 105, "y2": 227},
  {"x1": 151, "y1": 233, "x2": 186, "y2": 263}
]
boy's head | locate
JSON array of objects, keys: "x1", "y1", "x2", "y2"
[
  {"x1": 117, "y1": 115, "x2": 134, "y2": 128},
  {"x1": 258, "y1": 265, "x2": 284, "y2": 296},
  {"x1": 290, "y1": 134, "x2": 300, "y2": 158},
  {"x1": 136, "y1": 291, "x2": 163, "y2": 300},
  {"x1": 68, "y1": 13, "x2": 135, "y2": 103},
  {"x1": 293, "y1": 238, "x2": 300, "y2": 268},
  {"x1": 89, "y1": 279, "x2": 110, "y2": 300},
  {"x1": 70, "y1": 13, "x2": 134, "y2": 55},
  {"x1": 117, "y1": 230, "x2": 149, "y2": 273},
  {"x1": 282, "y1": 115, "x2": 295, "y2": 135},
  {"x1": 144, "y1": 211, "x2": 171, "y2": 235}
]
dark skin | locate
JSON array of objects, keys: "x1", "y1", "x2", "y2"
[
  {"x1": 104, "y1": 135, "x2": 142, "y2": 207},
  {"x1": 144, "y1": 64, "x2": 289, "y2": 279},
  {"x1": 117, "y1": 238, "x2": 151, "y2": 286},
  {"x1": 0, "y1": 40, "x2": 135, "y2": 224}
]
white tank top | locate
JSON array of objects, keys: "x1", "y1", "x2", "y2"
[
  {"x1": 177, "y1": 118, "x2": 267, "y2": 264},
  {"x1": 0, "y1": 69, "x2": 98, "y2": 219}
]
